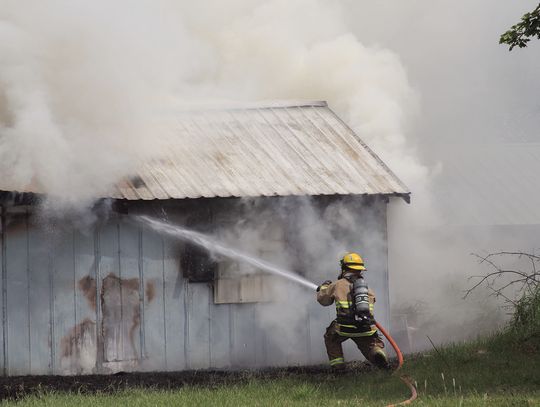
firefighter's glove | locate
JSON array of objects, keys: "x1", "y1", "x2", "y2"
[{"x1": 316, "y1": 280, "x2": 332, "y2": 292}]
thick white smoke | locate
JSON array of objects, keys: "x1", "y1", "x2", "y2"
[
  {"x1": 0, "y1": 1, "x2": 210, "y2": 202},
  {"x1": 8, "y1": 0, "x2": 509, "y2": 350},
  {"x1": 0, "y1": 0, "x2": 426, "y2": 202}
]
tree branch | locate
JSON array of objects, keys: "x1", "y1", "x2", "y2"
[
  {"x1": 500, "y1": 3, "x2": 540, "y2": 50},
  {"x1": 465, "y1": 252, "x2": 540, "y2": 301}
]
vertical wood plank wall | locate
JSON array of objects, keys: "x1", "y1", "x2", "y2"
[{"x1": 0, "y1": 197, "x2": 390, "y2": 375}]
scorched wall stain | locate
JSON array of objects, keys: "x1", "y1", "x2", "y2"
[{"x1": 60, "y1": 274, "x2": 156, "y2": 373}]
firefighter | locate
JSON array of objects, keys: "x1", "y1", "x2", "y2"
[{"x1": 317, "y1": 252, "x2": 389, "y2": 370}]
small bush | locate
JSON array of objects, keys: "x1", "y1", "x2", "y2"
[{"x1": 510, "y1": 286, "x2": 540, "y2": 341}]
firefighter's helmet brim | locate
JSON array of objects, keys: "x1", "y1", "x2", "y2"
[{"x1": 346, "y1": 264, "x2": 366, "y2": 271}]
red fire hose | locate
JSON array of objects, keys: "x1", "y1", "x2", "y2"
[{"x1": 375, "y1": 321, "x2": 418, "y2": 406}]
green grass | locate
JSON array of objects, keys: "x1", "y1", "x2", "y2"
[
  {"x1": 1, "y1": 384, "x2": 539, "y2": 407},
  {"x1": 2, "y1": 330, "x2": 539, "y2": 407}
]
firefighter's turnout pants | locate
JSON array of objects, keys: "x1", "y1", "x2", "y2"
[
  {"x1": 317, "y1": 277, "x2": 388, "y2": 368},
  {"x1": 324, "y1": 320, "x2": 386, "y2": 367}
]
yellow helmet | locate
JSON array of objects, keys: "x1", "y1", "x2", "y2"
[{"x1": 340, "y1": 252, "x2": 366, "y2": 271}]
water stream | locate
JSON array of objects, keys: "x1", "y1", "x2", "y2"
[{"x1": 134, "y1": 215, "x2": 318, "y2": 291}]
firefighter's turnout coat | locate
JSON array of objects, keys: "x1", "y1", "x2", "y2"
[{"x1": 317, "y1": 278, "x2": 377, "y2": 337}]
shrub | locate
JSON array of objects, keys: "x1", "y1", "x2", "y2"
[{"x1": 510, "y1": 286, "x2": 540, "y2": 340}]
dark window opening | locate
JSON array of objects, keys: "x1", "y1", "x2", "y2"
[
  {"x1": 181, "y1": 243, "x2": 217, "y2": 282},
  {"x1": 180, "y1": 208, "x2": 216, "y2": 283}
]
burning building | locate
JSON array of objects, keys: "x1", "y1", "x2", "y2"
[{"x1": 0, "y1": 101, "x2": 409, "y2": 375}]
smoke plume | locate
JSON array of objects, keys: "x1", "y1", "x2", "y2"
[
  {"x1": 0, "y1": 0, "x2": 425, "y2": 202},
  {"x1": 2, "y1": 0, "x2": 532, "y2": 350}
]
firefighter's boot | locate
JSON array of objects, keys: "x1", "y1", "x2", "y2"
[{"x1": 372, "y1": 350, "x2": 390, "y2": 370}]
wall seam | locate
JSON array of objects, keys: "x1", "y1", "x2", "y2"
[
  {"x1": 208, "y1": 282, "x2": 212, "y2": 368},
  {"x1": 183, "y1": 278, "x2": 189, "y2": 369},
  {"x1": 25, "y1": 208, "x2": 31, "y2": 373},
  {"x1": 383, "y1": 199, "x2": 391, "y2": 330},
  {"x1": 137, "y1": 227, "x2": 145, "y2": 361},
  {"x1": 72, "y1": 230, "x2": 78, "y2": 374},
  {"x1": 48, "y1": 243, "x2": 55, "y2": 373},
  {"x1": 94, "y1": 227, "x2": 103, "y2": 373},
  {"x1": 161, "y1": 237, "x2": 167, "y2": 369},
  {"x1": 116, "y1": 221, "x2": 124, "y2": 360},
  {"x1": 1, "y1": 206, "x2": 8, "y2": 376}
]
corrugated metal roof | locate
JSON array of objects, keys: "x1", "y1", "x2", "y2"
[
  {"x1": 0, "y1": 101, "x2": 409, "y2": 201},
  {"x1": 111, "y1": 101, "x2": 409, "y2": 200}
]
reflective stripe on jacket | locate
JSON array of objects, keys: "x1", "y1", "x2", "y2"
[{"x1": 317, "y1": 277, "x2": 377, "y2": 337}]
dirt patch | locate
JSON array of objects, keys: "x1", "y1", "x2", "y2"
[
  {"x1": 67, "y1": 274, "x2": 159, "y2": 369},
  {"x1": 101, "y1": 273, "x2": 140, "y2": 361},
  {"x1": 145, "y1": 280, "x2": 156, "y2": 302},
  {"x1": 0, "y1": 362, "x2": 377, "y2": 401},
  {"x1": 102, "y1": 273, "x2": 139, "y2": 292},
  {"x1": 78, "y1": 276, "x2": 97, "y2": 310},
  {"x1": 60, "y1": 318, "x2": 96, "y2": 359}
]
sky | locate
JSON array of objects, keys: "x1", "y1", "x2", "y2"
[
  {"x1": 347, "y1": 1, "x2": 540, "y2": 225},
  {"x1": 348, "y1": 1, "x2": 540, "y2": 146}
]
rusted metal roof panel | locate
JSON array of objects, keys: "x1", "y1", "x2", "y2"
[{"x1": 111, "y1": 102, "x2": 408, "y2": 200}]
